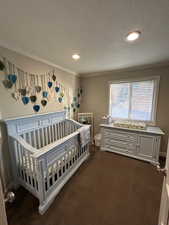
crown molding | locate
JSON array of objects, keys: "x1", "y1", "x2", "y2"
[
  {"x1": 0, "y1": 41, "x2": 77, "y2": 76},
  {"x1": 79, "y1": 61, "x2": 169, "y2": 78}
]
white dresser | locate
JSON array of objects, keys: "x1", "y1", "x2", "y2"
[{"x1": 100, "y1": 124, "x2": 164, "y2": 165}]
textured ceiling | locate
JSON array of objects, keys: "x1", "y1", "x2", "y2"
[{"x1": 0, "y1": 0, "x2": 169, "y2": 74}]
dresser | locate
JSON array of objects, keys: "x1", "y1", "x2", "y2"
[{"x1": 100, "y1": 124, "x2": 164, "y2": 165}]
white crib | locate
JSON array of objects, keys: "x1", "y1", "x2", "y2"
[{"x1": 5, "y1": 111, "x2": 90, "y2": 214}]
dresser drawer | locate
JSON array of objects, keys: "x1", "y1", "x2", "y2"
[
  {"x1": 103, "y1": 128, "x2": 137, "y2": 143},
  {"x1": 104, "y1": 138, "x2": 136, "y2": 152}
]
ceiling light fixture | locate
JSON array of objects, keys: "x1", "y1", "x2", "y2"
[
  {"x1": 126, "y1": 31, "x2": 141, "y2": 42},
  {"x1": 72, "y1": 54, "x2": 80, "y2": 60}
]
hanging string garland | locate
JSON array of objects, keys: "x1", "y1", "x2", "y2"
[{"x1": 1, "y1": 57, "x2": 82, "y2": 114}]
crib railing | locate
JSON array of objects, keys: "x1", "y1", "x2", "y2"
[{"x1": 20, "y1": 119, "x2": 81, "y2": 149}]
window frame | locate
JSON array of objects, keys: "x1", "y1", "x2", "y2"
[{"x1": 108, "y1": 76, "x2": 160, "y2": 125}]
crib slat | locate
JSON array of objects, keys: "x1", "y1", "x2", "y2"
[
  {"x1": 28, "y1": 132, "x2": 32, "y2": 146},
  {"x1": 62, "y1": 121, "x2": 65, "y2": 137},
  {"x1": 54, "y1": 124, "x2": 57, "y2": 141},
  {"x1": 68, "y1": 122, "x2": 71, "y2": 134},
  {"x1": 41, "y1": 128, "x2": 45, "y2": 147},
  {"x1": 20, "y1": 145, "x2": 27, "y2": 182},
  {"x1": 37, "y1": 129, "x2": 41, "y2": 149},
  {"x1": 63, "y1": 121, "x2": 65, "y2": 137},
  {"x1": 33, "y1": 130, "x2": 37, "y2": 148},
  {"x1": 60, "y1": 122, "x2": 63, "y2": 138},
  {"x1": 52, "y1": 125, "x2": 55, "y2": 142},
  {"x1": 50, "y1": 125, "x2": 54, "y2": 143},
  {"x1": 17, "y1": 142, "x2": 22, "y2": 177},
  {"x1": 60, "y1": 122, "x2": 63, "y2": 139},
  {"x1": 63, "y1": 121, "x2": 66, "y2": 137},
  {"x1": 51, "y1": 164, "x2": 55, "y2": 185},
  {"x1": 58, "y1": 123, "x2": 60, "y2": 139},
  {"x1": 14, "y1": 141, "x2": 20, "y2": 176},
  {"x1": 60, "y1": 122, "x2": 64, "y2": 138},
  {"x1": 60, "y1": 123, "x2": 62, "y2": 138},
  {"x1": 48, "y1": 125, "x2": 52, "y2": 144},
  {"x1": 66, "y1": 120, "x2": 69, "y2": 136},
  {"x1": 46, "y1": 167, "x2": 50, "y2": 191},
  {"x1": 45, "y1": 127, "x2": 49, "y2": 145},
  {"x1": 32, "y1": 158, "x2": 38, "y2": 191},
  {"x1": 57, "y1": 123, "x2": 60, "y2": 139},
  {"x1": 27, "y1": 153, "x2": 33, "y2": 186},
  {"x1": 56, "y1": 123, "x2": 59, "y2": 140}
]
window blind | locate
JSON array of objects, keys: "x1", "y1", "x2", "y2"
[{"x1": 110, "y1": 79, "x2": 157, "y2": 122}]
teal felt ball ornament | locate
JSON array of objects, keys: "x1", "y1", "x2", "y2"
[
  {"x1": 33, "y1": 105, "x2": 40, "y2": 112},
  {"x1": 55, "y1": 86, "x2": 60, "y2": 93},
  {"x1": 22, "y1": 96, "x2": 29, "y2": 105},
  {"x1": 8, "y1": 74, "x2": 17, "y2": 84},
  {"x1": 48, "y1": 81, "x2": 52, "y2": 88}
]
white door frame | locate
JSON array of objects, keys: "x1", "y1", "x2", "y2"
[
  {"x1": 0, "y1": 177, "x2": 8, "y2": 225},
  {"x1": 158, "y1": 139, "x2": 169, "y2": 225}
]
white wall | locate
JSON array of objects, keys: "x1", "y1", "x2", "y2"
[{"x1": 0, "y1": 46, "x2": 79, "y2": 191}]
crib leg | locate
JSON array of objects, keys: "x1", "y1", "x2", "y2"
[{"x1": 39, "y1": 202, "x2": 47, "y2": 215}]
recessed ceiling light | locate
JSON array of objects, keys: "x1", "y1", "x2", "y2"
[
  {"x1": 126, "y1": 31, "x2": 141, "y2": 42},
  {"x1": 72, "y1": 54, "x2": 80, "y2": 60}
]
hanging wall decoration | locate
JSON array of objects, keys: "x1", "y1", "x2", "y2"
[
  {"x1": 70, "y1": 87, "x2": 83, "y2": 115},
  {"x1": 0, "y1": 60, "x2": 5, "y2": 71},
  {"x1": 33, "y1": 104, "x2": 40, "y2": 112},
  {"x1": 55, "y1": 81, "x2": 60, "y2": 93},
  {"x1": 3, "y1": 59, "x2": 13, "y2": 89},
  {"x1": 41, "y1": 99, "x2": 47, "y2": 107},
  {"x1": 52, "y1": 70, "x2": 56, "y2": 81},
  {"x1": 1, "y1": 57, "x2": 82, "y2": 115}
]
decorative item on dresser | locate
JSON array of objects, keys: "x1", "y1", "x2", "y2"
[
  {"x1": 100, "y1": 123, "x2": 164, "y2": 165},
  {"x1": 5, "y1": 111, "x2": 90, "y2": 215}
]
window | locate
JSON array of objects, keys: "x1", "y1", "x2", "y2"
[{"x1": 109, "y1": 77, "x2": 159, "y2": 124}]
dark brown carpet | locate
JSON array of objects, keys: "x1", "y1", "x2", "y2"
[{"x1": 6, "y1": 149, "x2": 163, "y2": 225}]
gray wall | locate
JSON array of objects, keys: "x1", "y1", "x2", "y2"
[{"x1": 80, "y1": 65, "x2": 169, "y2": 153}]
